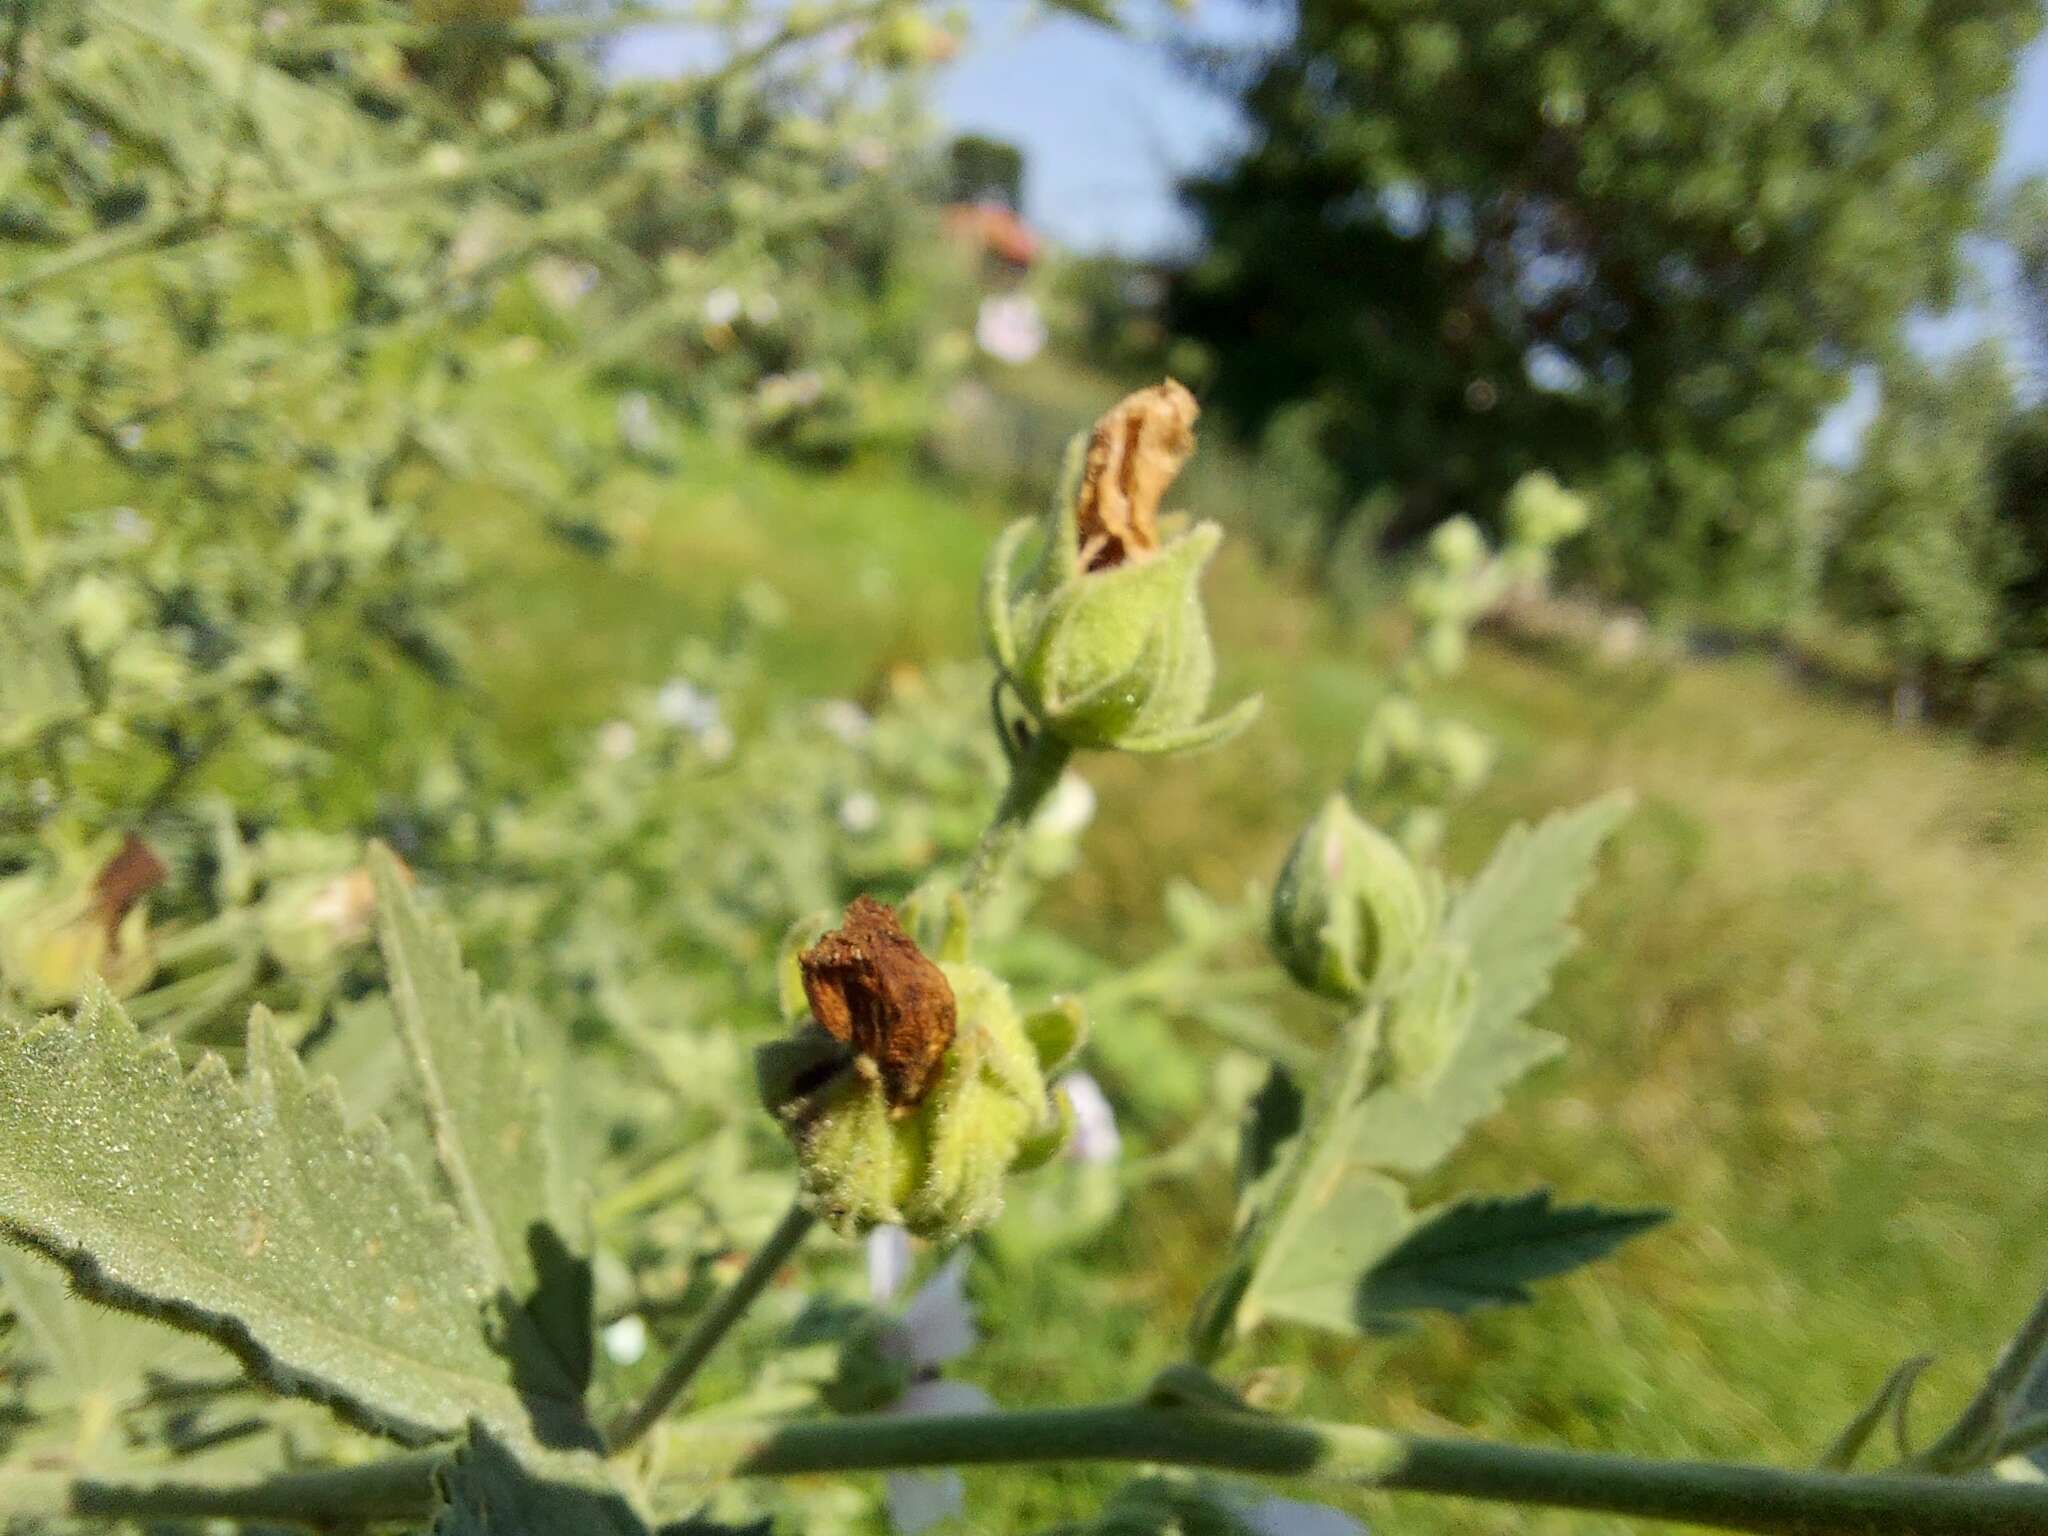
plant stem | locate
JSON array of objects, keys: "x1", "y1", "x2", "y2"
[
  {"x1": 959, "y1": 729, "x2": 1074, "y2": 916},
  {"x1": 0, "y1": 1452, "x2": 442, "y2": 1525},
  {"x1": 662, "y1": 1402, "x2": 2048, "y2": 1536},
  {"x1": 604, "y1": 1197, "x2": 817, "y2": 1453}
]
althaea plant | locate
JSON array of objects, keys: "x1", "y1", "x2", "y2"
[{"x1": 5, "y1": 385, "x2": 2048, "y2": 1536}]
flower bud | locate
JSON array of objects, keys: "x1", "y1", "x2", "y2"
[
  {"x1": 983, "y1": 382, "x2": 1259, "y2": 756},
  {"x1": 757, "y1": 898, "x2": 1070, "y2": 1238},
  {"x1": 1269, "y1": 796, "x2": 1431, "y2": 1002},
  {"x1": 0, "y1": 835, "x2": 165, "y2": 1008},
  {"x1": 1506, "y1": 470, "x2": 1588, "y2": 549},
  {"x1": 1428, "y1": 515, "x2": 1489, "y2": 575},
  {"x1": 1429, "y1": 719, "x2": 1494, "y2": 798}
]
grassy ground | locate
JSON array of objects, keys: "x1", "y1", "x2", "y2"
[{"x1": 429, "y1": 378, "x2": 2048, "y2": 1534}]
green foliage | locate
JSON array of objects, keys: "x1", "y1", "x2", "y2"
[
  {"x1": 1176, "y1": 0, "x2": 2039, "y2": 617},
  {"x1": 0, "y1": 992, "x2": 577, "y2": 1448},
  {"x1": 1356, "y1": 1190, "x2": 1665, "y2": 1324},
  {"x1": 433, "y1": 1423, "x2": 645, "y2": 1536}
]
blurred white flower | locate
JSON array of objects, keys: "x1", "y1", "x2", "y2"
[
  {"x1": 818, "y1": 698, "x2": 872, "y2": 744},
  {"x1": 114, "y1": 422, "x2": 145, "y2": 452},
  {"x1": 1033, "y1": 771, "x2": 1096, "y2": 840},
  {"x1": 974, "y1": 293, "x2": 1046, "y2": 365},
  {"x1": 746, "y1": 292, "x2": 782, "y2": 325},
  {"x1": 838, "y1": 790, "x2": 882, "y2": 835},
  {"x1": 869, "y1": 1253, "x2": 992, "y2": 1535},
  {"x1": 597, "y1": 720, "x2": 638, "y2": 761},
  {"x1": 1240, "y1": 1495, "x2": 1369, "y2": 1536},
  {"x1": 703, "y1": 286, "x2": 742, "y2": 326},
  {"x1": 655, "y1": 677, "x2": 720, "y2": 734},
  {"x1": 617, "y1": 391, "x2": 660, "y2": 454},
  {"x1": 110, "y1": 507, "x2": 150, "y2": 544},
  {"x1": 533, "y1": 256, "x2": 598, "y2": 310},
  {"x1": 1057, "y1": 1071, "x2": 1120, "y2": 1166},
  {"x1": 602, "y1": 1314, "x2": 649, "y2": 1366}
]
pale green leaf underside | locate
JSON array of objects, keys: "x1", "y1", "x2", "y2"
[
  {"x1": 0, "y1": 992, "x2": 563, "y2": 1446},
  {"x1": 434, "y1": 1422, "x2": 649, "y2": 1536},
  {"x1": 1346, "y1": 793, "x2": 1632, "y2": 1177},
  {"x1": 371, "y1": 849, "x2": 589, "y2": 1402}
]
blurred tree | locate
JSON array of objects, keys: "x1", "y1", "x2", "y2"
[
  {"x1": 1828, "y1": 344, "x2": 2026, "y2": 718},
  {"x1": 1175, "y1": 0, "x2": 2038, "y2": 622},
  {"x1": 948, "y1": 132, "x2": 1026, "y2": 209}
]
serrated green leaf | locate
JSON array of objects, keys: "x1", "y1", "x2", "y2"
[
  {"x1": 433, "y1": 1420, "x2": 649, "y2": 1535},
  {"x1": 371, "y1": 848, "x2": 594, "y2": 1415},
  {"x1": 1216, "y1": 797, "x2": 1630, "y2": 1343},
  {"x1": 0, "y1": 990, "x2": 578, "y2": 1447},
  {"x1": 1357, "y1": 1190, "x2": 1665, "y2": 1324},
  {"x1": 1342, "y1": 793, "x2": 1632, "y2": 1176}
]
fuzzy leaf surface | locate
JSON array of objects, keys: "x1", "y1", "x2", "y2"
[
  {"x1": 0, "y1": 992, "x2": 574, "y2": 1446},
  {"x1": 371, "y1": 849, "x2": 593, "y2": 1410},
  {"x1": 433, "y1": 1422, "x2": 649, "y2": 1536}
]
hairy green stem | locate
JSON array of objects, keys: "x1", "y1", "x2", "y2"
[
  {"x1": 661, "y1": 1403, "x2": 2048, "y2": 1536},
  {"x1": 13, "y1": 1403, "x2": 2048, "y2": 1533},
  {"x1": 604, "y1": 1197, "x2": 817, "y2": 1453},
  {"x1": 959, "y1": 729, "x2": 1074, "y2": 915},
  {"x1": 0, "y1": 1452, "x2": 442, "y2": 1525}
]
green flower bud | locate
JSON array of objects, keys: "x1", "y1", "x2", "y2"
[
  {"x1": 983, "y1": 382, "x2": 1259, "y2": 756},
  {"x1": 1429, "y1": 719, "x2": 1494, "y2": 798},
  {"x1": 1269, "y1": 796, "x2": 1431, "y2": 1002},
  {"x1": 1428, "y1": 514, "x2": 1489, "y2": 575},
  {"x1": 1506, "y1": 470, "x2": 1588, "y2": 549},
  {"x1": 757, "y1": 899, "x2": 1070, "y2": 1238},
  {"x1": 0, "y1": 835, "x2": 164, "y2": 1008}
]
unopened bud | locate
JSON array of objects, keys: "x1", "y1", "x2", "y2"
[
  {"x1": 1506, "y1": 471, "x2": 1588, "y2": 549},
  {"x1": 1269, "y1": 797, "x2": 1431, "y2": 1002},
  {"x1": 983, "y1": 382, "x2": 1259, "y2": 756}
]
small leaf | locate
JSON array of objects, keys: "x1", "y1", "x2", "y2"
[
  {"x1": 433, "y1": 1420, "x2": 649, "y2": 1535},
  {"x1": 0, "y1": 991, "x2": 573, "y2": 1446},
  {"x1": 1817, "y1": 1354, "x2": 1936, "y2": 1470},
  {"x1": 371, "y1": 848, "x2": 595, "y2": 1422},
  {"x1": 1357, "y1": 1190, "x2": 1665, "y2": 1324}
]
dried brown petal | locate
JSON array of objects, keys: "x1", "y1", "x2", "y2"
[
  {"x1": 800, "y1": 895, "x2": 956, "y2": 1109},
  {"x1": 92, "y1": 834, "x2": 166, "y2": 951},
  {"x1": 1073, "y1": 379, "x2": 1199, "y2": 573}
]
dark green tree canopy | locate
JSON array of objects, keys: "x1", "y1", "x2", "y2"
[{"x1": 1175, "y1": 0, "x2": 2038, "y2": 618}]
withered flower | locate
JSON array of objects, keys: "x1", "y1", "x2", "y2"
[
  {"x1": 800, "y1": 895, "x2": 957, "y2": 1109},
  {"x1": 92, "y1": 833, "x2": 167, "y2": 953},
  {"x1": 1072, "y1": 379, "x2": 1198, "y2": 573}
]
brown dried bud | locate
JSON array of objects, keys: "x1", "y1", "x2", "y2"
[
  {"x1": 800, "y1": 895, "x2": 956, "y2": 1109},
  {"x1": 91, "y1": 834, "x2": 166, "y2": 953},
  {"x1": 1073, "y1": 380, "x2": 1198, "y2": 573}
]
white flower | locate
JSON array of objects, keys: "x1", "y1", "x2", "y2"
[
  {"x1": 1239, "y1": 1494, "x2": 1369, "y2": 1536},
  {"x1": 746, "y1": 293, "x2": 781, "y2": 325},
  {"x1": 597, "y1": 720, "x2": 638, "y2": 761},
  {"x1": 1057, "y1": 1071, "x2": 1120, "y2": 1166},
  {"x1": 703, "y1": 286, "x2": 742, "y2": 326},
  {"x1": 1032, "y1": 771, "x2": 1096, "y2": 840},
  {"x1": 655, "y1": 677, "x2": 720, "y2": 734},
  {"x1": 974, "y1": 293, "x2": 1046, "y2": 365},
  {"x1": 110, "y1": 507, "x2": 150, "y2": 544},
  {"x1": 114, "y1": 422, "x2": 145, "y2": 452},
  {"x1": 617, "y1": 391, "x2": 660, "y2": 454},
  {"x1": 602, "y1": 1314, "x2": 649, "y2": 1366},
  {"x1": 869, "y1": 1253, "x2": 993, "y2": 1535},
  {"x1": 818, "y1": 698, "x2": 872, "y2": 744},
  {"x1": 838, "y1": 790, "x2": 882, "y2": 835},
  {"x1": 866, "y1": 1224, "x2": 913, "y2": 1304}
]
